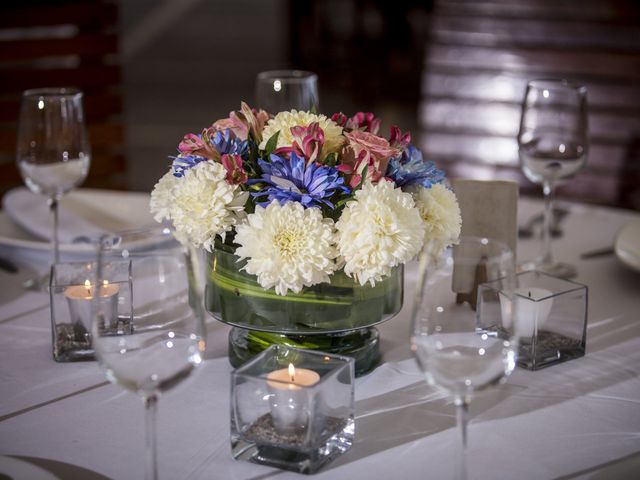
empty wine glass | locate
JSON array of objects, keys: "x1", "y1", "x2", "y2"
[
  {"x1": 16, "y1": 88, "x2": 91, "y2": 288},
  {"x1": 410, "y1": 237, "x2": 517, "y2": 480},
  {"x1": 91, "y1": 228, "x2": 206, "y2": 480},
  {"x1": 518, "y1": 79, "x2": 588, "y2": 278},
  {"x1": 255, "y1": 70, "x2": 319, "y2": 112}
]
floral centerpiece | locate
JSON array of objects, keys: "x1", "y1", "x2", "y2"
[{"x1": 150, "y1": 103, "x2": 461, "y2": 372}]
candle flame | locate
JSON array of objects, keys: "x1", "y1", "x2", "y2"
[
  {"x1": 84, "y1": 279, "x2": 91, "y2": 296},
  {"x1": 103, "y1": 279, "x2": 109, "y2": 286},
  {"x1": 288, "y1": 363, "x2": 295, "y2": 382}
]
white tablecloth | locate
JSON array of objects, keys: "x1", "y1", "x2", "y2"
[{"x1": 1, "y1": 197, "x2": 639, "y2": 479}]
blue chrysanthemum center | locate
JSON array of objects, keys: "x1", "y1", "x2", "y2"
[{"x1": 251, "y1": 152, "x2": 349, "y2": 209}]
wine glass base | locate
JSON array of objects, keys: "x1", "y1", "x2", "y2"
[{"x1": 519, "y1": 261, "x2": 577, "y2": 279}]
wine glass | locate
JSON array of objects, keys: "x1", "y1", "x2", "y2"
[
  {"x1": 16, "y1": 88, "x2": 91, "y2": 288},
  {"x1": 410, "y1": 237, "x2": 517, "y2": 480},
  {"x1": 518, "y1": 79, "x2": 588, "y2": 278},
  {"x1": 255, "y1": 70, "x2": 319, "y2": 112},
  {"x1": 91, "y1": 228, "x2": 206, "y2": 480}
]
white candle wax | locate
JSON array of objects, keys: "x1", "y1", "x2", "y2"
[
  {"x1": 512, "y1": 287, "x2": 554, "y2": 338},
  {"x1": 64, "y1": 280, "x2": 119, "y2": 300},
  {"x1": 266, "y1": 363, "x2": 320, "y2": 434},
  {"x1": 64, "y1": 280, "x2": 119, "y2": 335}
]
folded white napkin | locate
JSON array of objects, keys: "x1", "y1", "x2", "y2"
[{"x1": 2, "y1": 187, "x2": 106, "y2": 243}]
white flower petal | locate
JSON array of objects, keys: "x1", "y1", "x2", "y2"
[
  {"x1": 235, "y1": 201, "x2": 338, "y2": 295},
  {"x1": 259, "y1": 110, "x2": 344, "y2": 155},
  {"x1": 335, "y1": 181, "x2": 425, "y2": 286},
  {"x1": 410, "y1": 183, "x2": 462, "y2": 259},
  {"x1": 151, "y1": 161, "x2": 247, "y2": 250},
  {"x1": 149, "y1": 172, "x2": 177, "y2": 222}
]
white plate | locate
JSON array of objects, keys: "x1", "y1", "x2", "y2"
[
  {"x1": 615, "y1": 220, "x2": 640, "y2": 272},
  {"x1": 0, "y1": 455, "x2": 59, "y2": 480},
  {"x1": 0, "y1": 188, "x2": 155, "y2": 255}
]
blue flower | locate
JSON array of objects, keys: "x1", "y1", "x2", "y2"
[
  {"x1": 171, "y1": 155, "x2": 208, "y2": 178},
  {"x1": 212, "y1": 129, "x2": 249, "y2": 157},
  {"x1": 386, "y1": 145, "x2": 445, "y2": 188},
  {"x1": 251, "y1": 152, "x2": 349, "y2": 209}
]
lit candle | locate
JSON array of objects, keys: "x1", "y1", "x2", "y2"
[
  {"x1": 266, "y1": 363, "x2": 320, "y2": 434},
  {"x1": 64, "y1": 279, "x2": 119, "y2": 300},
  {"x1": 64, "y1": 279, "x2": 119, "y2": 340},
  {"x1": 512, "y1": 287, "x2": 553, "y2": 338}
]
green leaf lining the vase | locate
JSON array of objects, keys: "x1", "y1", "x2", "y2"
[
  {"x1": 209, "y1": 248, "x2": 395, "y2": 301},
  {"x1": 205, "y1": 248, "x2": 403, "y2": 334},
  {"x1": 212, "y1": 267, "x2": 352, "y2": 305},
  {"x1": 243, "y1": 329, "x2": 374, "y2": 352}
]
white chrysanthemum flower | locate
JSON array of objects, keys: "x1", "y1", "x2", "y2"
[
  {"x1": 335, "y1": 181, "x2": 425, "y2": 286},
  {"x1": 234, "y1": 201, "x2": 338, "y2": 296},
  {"x1": 153, "y1": 161, "x2": 248, "y2": 251},
  {"x1": 259, "y1": 110, "x2": 344, "y2": 155},
  {"x1": 149, "y1": 171, "x2": 177, "y2": 223},
  {"x1": 410, "y1": 183, "x2": 462, "y2": 259}
]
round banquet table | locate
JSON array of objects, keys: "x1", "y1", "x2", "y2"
[{"x1": 0, "y1": 196, "x2": 639, "y2": 480}]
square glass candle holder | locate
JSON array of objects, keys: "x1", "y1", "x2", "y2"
[
  {"x1": 477, "y1": 270, "x2": 588, "y2": 370},
  {"x1": 49, "y1": 260, "x2": 132, "y2": 362},
  {"x1": 230, "y1": 345, "x2": 355, "y2": 474}
]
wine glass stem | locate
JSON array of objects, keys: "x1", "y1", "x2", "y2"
[
  {"x1": 144, "y1": 394, "x2": 159, "y2": 480},
  {"x1": 411, "y1": 250, "x2": 430, "y2": 321},
  {"x1": 539, "y1": 180, "x2": 556, "y2": 267},
  {"x1": 49, "y1": 196, "x2": 60, "y2": 265},
  {"x1": 454, "y1": 396, "x2": 470, "y2": 480}
]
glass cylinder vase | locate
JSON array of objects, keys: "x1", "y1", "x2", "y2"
[{"x1": 204, "y1": 246, "x2": 403, "y2": 375}]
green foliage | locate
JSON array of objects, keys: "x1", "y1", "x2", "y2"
[
  {"x1": 263, "y1": 131, "x2": 280, "y2": 157},
  {"x1": 243, "y1": 140, "x2": 261, "y2": 179},
  {"x1": 214, "y1": 233, "x2": 237, "y2": 253},
  {"x1": 353, "y1": 165, "x2": 368, "y2": 191},
  {"x1": 323, "y1": 152, "x2": 338, "y2": 167},
  {"x1": 331, "y1": 166, "x2": 368, "y2": 215}
]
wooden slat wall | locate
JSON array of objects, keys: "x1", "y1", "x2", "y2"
[
  {"x1": 419, "y1": 0, "x2": 640, "y2": 209},
  {"x1": 0, "y1": 0, "x2": 125, "y2": 196}
]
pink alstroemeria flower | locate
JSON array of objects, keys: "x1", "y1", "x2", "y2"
[
  {"x1": 239, "y1": 102, "x2": 270, "y2": 143},
  {"x1": 221, "y1": 153, "x2": 248, "y2": 185},
  {"x1": 389, "y1": 125, "x2": 411, "y2": 150},
  {"x1": 338, "y1": 130, "x2": 401, "y2": 188},
  {"x1": 330, "y1": 112, "x2": 381, "y2": 135},
  {"x1": 330, "y1": 112, "x2": 348, "y2": 128},
  {"x1": 336, "y1": 150, "x2": 370, "y2": 188},
  {"x1": 212, "y1": 112, "x2": 248, "y2": 141},
  {"x1": 275, "y1": 122, "x2": 326, "y2": 164},
  {"x1": 346, "y1": 112, "x2": 381, "y2": 135},
  {"x1": 211, "y1": 117, "x2": 244, "y2": 138},
  {"x1": 178, "y1": 133, "x2": 219, "y2": 160},
  {"x1": 211, "y1": 102, "x2": 270, "y2": 143}
]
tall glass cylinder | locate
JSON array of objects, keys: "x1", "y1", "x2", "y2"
[{"x1": 255, "y1": 70, "x2": 319, "y2": 112}]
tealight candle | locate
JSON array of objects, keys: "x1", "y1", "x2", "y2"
[
  {"x1": 64, "y1": 279, "x2": 119, "y2": 339},
  {"x1": 64, "y1": 279, "x2": 119, "y2": 301},
  {"x1": 512, "y1": 287, "x2": 553, "y2": 338},
  {"x1": 266, "y1": 363, "x2": 320, "y2": 433}
]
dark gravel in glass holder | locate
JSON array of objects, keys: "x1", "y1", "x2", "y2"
[{"x1": 53, "y1": 322, "x2": 94, "y2": 361}]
